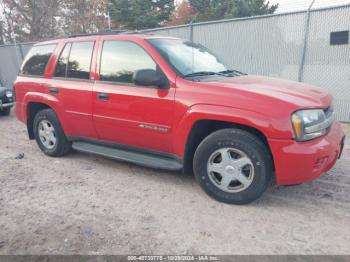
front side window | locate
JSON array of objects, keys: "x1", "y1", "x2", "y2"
[
  {"x1": 100, "y1": 41, "x2": 157, "y2": 84},
  {"x1": 148, "y1": 38, "x2": 227, "y2": 77},
  {"x1": 20, "y1": 44, "x2": 57, "y2": 76}
]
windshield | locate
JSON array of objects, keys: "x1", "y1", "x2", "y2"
[{"x1": 148, "y1": 38, "x2": 228, "y2": 77}]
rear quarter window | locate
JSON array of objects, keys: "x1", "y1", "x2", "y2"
[{"x1": 20, "y1": 44, "x2": 57, "y2": 76}]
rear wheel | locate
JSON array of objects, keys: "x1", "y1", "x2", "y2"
[
  {"x1": 33, "y1": 109, "x2": 71, "y2": 157},
  {"x1": 193, "y1": 128, "x2": 273, "y2": 205},
  {"x1": 0, "y1": 108, "x2": 11, "y2": 116}
]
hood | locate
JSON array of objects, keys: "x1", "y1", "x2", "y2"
[{"x1": 207, "y1": 75, "x2": 332, "y2": 109}]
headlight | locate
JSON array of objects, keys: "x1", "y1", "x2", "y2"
[
  {"x1": 5, "y1": 90, "x2": 13, "y2": 98},
  {"x1": 292, "y1": 108, "x2": 335, "y2": 141}
]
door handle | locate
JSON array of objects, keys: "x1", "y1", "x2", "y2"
[
  {"x1": 97, "y1": 93, "x2": 110, "y2": 101},
  {"x1": 49, "y1": 87, "x2": 59, "y2": 94}
]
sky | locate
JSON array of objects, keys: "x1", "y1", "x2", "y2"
[{"x1": 268, "y1": 0, "x2": 350, "y2": 13}]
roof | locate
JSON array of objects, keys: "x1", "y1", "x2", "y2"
[{"x1": 34, "y1": 32, "x2": 180, "y2": 46}]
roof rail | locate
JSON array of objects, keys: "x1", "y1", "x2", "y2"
[
  {"x1": 67, "y1": 30, "x2": 125, "y2": 38},
  {"x1": 66, "y1": 29, "x2": 149, "y2": 38},
  {"x1": 38, "y1": 30, "x2": 151, "y2": 42}
]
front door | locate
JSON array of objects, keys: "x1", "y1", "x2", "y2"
[{"x1": 93, "y1": 40, "x2": 175, "y2": 153}]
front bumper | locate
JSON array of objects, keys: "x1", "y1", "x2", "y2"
[
  {"x1": 0, "y1": 101, "x2": 14, "y2": 109},
  {"x1": 269, "y1": 122, "x2": 345, "y2": 185}
]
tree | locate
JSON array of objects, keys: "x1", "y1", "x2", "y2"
[
  {"x1": 1, "y1": 0, "x2": 62, "y2": 42},
  {"x1": 0, "y1": 0, "x2": 108, "y2": 43},
  {"x1": 0, "y1": 19, "x2": 9, "y2": 44},
  {"x1": 166, "y1": 0, "x2": 194, "y2": 26},
  {"x1": 234, "y1": 0, "x2": 279, "y2": 17},
  {"x1": 189, "y1": 0, "x2": 278, "y2": 22},
  {"x1": 60, "y1": 0, "x2": 108, "y2": 34},
  {"x1": 108, "y1": 0, "x2": 175, "y2": 30}
]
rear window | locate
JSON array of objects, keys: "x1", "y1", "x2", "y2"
[
  {"x1": 54, "y1": 43, "x2": 72, "y2": 78},
  {"x1": 53, "y1": 41, "x2": 94, "y2": 80},
  {"x1": 20, "y1": 44, "x2": 57, "y2": 76}
]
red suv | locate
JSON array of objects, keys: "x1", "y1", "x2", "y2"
[{"x1": 15, "y1": 33, "x2": 345, "y2": 204}]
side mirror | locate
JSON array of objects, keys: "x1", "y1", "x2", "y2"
[{"x1": 133, "y1": 69, "x2": 169, "y2": 89}]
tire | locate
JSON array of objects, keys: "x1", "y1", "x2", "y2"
[
  {"x1": 33, "y1": 109, "x2": 71, "y2": 157},
  {"x1": 0, "y1": 108, "x2": 11, "y2": 116},
  {"x1": 193, "y1": 128, "x2": 273, "y2": 205}
]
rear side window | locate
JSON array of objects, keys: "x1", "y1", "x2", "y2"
[
  {"x1": 100, "y1": 41, "x2": 157, "y2": 83},
  {"x1": 67, "y1": 42, "x2": 94, "y2": 80},
  {"x1": 54, "y1": 41, "x2": 94, "y2": 80},
  {"x1": 54, "y1": 43, "x2": 71, "y2": 78},
  {"x1": 20, "y1": 44, "x2": 57, "y2": 76}
]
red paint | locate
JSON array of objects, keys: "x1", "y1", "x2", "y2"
[{"x1": 14, "y1": 34, "x2": 345, "y2": 186}]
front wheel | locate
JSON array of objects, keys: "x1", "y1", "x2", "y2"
[{"x1": 193, "y1": 129, "x2": 273, "y2": 205}]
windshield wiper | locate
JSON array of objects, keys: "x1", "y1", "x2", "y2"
[
  {"x1": 218, "y1": 70, "x2": 246, "y2": 76},
  {"x1": 184, "y1": 71, "x2": 225, "y2": 78},
  {"x1": 184, "y1": 70, "x2": 246, "y2": 78}
]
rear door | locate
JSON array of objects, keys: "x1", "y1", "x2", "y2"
[
  {"x1": 93, "y1": 40, "x2": 176, "y2": 153},
  {"x1": 48, "y1": 41, "x2": 97, "y2": 138}
]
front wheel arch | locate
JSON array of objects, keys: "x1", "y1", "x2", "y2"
[
  {"x1": 193, "y1": 128, "x2": 274, "y2": 204},
  {"x1": 183, "y1": 119, "x2": 275, "y2": 179}
]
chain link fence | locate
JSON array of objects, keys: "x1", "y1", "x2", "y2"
[
  {"x1": 143, "y1": 4, "x2": 350, "y2": 122},
  {"x1": 0, "y1": 4, "x2": 349, "y2": 121},
  {"x1": 0, "y1": 42, "x2": 34, "y2": 88}
]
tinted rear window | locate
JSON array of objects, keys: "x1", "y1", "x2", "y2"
[{"x1": 20, "y1": 44, "x2": 57, "y2": 76}]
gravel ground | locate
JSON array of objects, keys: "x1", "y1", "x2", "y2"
[{"x1": 0, "y1": 111, "x2": 350, "y2": 255}]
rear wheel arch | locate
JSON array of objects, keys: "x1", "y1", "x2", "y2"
[
  {"x1": 27, "y1": 102, "x2": 53, "y2": 139},
  {"x1": 33, "y1": 108, "x2": 71, "y2": 157},
  {"x1": 183, "y1": 119, "x2": 275, "y2": 176}
]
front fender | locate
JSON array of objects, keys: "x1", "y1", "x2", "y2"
[{"x1": 173, "y1": 104, "x2": 293, "y2": 157}]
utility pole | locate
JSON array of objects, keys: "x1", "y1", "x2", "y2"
[
  {"x1": 107, "y1": 11, "x2": 111, "y2": 31},
  {"x1": 106, "y1": 2, "x2": 112, "y2": 32},
  {"x1": 189, "y1": 12, "x2": 199, "y2": 42},
  {"x1": 298, "y1": 0, "x2": 316, "y2": 82}
]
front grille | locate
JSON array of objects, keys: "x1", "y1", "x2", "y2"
[{"x1": 1, "y1": 93, "x2": 14, "y2": 104}]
